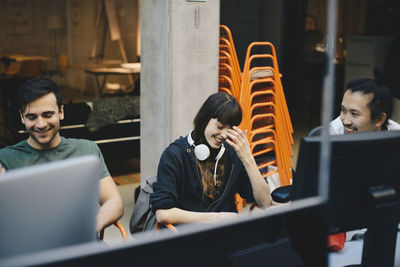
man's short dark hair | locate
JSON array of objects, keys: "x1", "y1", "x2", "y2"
[
  {"x1": 17, "y1": 77, "x2": 62, "y2": 114},
  {"x1": 345, "y1": 69, "x2": 393, "y2": 130}
]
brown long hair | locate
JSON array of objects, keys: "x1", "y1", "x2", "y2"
[
  {"x1": 192, "y1": 92, "x2": 242, "y2": 199},
  {"x1": 196, "y1": 157, "x2": 225, "y2": 199}
]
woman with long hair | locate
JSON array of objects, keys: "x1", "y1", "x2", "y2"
[{"x1": 150, "y1": 92, "x2": 272, "y2": 225}]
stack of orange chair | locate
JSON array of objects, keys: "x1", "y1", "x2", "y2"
[
  {"x1": 219, "y1": 25, "x2": 241, "y2": 100},
  {"x1": 218, "y1": 26, "x2": 293, "y2": 187},
  {"x1": 239, "y1": 42, "x2": 293, "y2": 186}
]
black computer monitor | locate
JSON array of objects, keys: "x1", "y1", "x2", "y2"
[
  {"x1": 0, "y1": 197, "x2": 328, "y2": 267},
  {"x1": 291, "y1": 130, "x2": 400, "y2": 267}
]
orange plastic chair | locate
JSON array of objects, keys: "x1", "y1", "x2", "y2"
[
  {"x1": 219, "y1": 39, "x2": 241, "y2": 83},
  {"x1": 99, "y1": 221, "x2": 128, "y2": 241},
  {"x1": 155, "y1": 222, "x2": 178, "y2": 233},
  {"x1": 243, "y1": 58, "x2": 288, "y2": 125},
  {"x1": 219, "y1": 25, "x2": 242, "y2": 101},
  {"x1": 219, "y1": 51, "x2": 241, "y2": 98},
  {"x1": 246, "y1": 102, "x2": 292, "y2": 185},
  {"x1": 242, "y1": 48, "x2": 292, "y2": 134},
  {"x1": 250, "y1": 139, "x2": 283, "y2": 179},
  {"x1": 219, "y1": 75, "x2": 234, "y2": 96},
  {"x1": 219, "y1": 62, "x2": 240, "y2": 99},
  {"x1": 234, "y1": 193, "x2": 247, "y2": 214},
  {"x1": 246, "y1": 86, "x2": 293, "y2": 160},
  {"x1": 241, "y1": 79, "x2": 289, "y2": 151},
  {"x1": 252, "y1": 71, "x2": 292, "y2": 143},
  {"x1": 249, "y1": 126, "x2": 291, "y2": 185},
  {"x1": 238, "y1": 43, "x2": 294, "y2": 186},
  {"x1": 241, "y1": 43, "x2": 293, "y2": 136},
  {"x1": 219, "y1": 31, "x2": 293, "y2": 188},
  {"x1": 220, "y1": 25, "x2": 241, "y2": 77}
]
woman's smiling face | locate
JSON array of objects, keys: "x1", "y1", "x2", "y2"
[{"x1": 204, "y1": 118, "x2": 231, "y2": 149}]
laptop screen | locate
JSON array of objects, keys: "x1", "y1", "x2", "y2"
[{"x1": 0, "y1": 155, "x2": 100, "y2": 260}]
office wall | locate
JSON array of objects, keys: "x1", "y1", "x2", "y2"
[
  {"x1": 0, "y1": 0, "x2": 139, "y2": 93},
  {"x1": 140, "y1": 0, "x2": 219, "y2": 183}
]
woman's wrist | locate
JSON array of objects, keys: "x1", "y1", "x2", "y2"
[{"x1": 241, "y1": 155, "x2": 257, "y2": 169}]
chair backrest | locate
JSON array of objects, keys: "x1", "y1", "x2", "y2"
[
  {"x1": 99, "y1": 221, "x2": 128, "y2": 241},
  {"x1": 308, "y1": 125, "x2": 323, "y2": 137}
]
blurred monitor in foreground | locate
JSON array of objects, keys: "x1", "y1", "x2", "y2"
[
  {"x1": 0, "y1": 197, "x2": 328, "y2": 267},
  {"x1": 291, "y1": 130, "x2": 400, "y2": 267},
  {"x1": 0, "y1": 155, "x2": 100, "y2": 261}
]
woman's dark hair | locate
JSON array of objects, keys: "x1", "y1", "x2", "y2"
[
  {"x1": 193, "y1": 92, "x2": 242, "y2": 144},
  {"x1": 17, "y1": 77, "x2": 62, "y2": 114},
  {"x1": 344, "y1": 69, "x2": 393, "y2": 130},
  {"x1": 192, "y1": 92, "x2": 242, "y2": 199}
]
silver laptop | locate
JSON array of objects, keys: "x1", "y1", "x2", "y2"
[{"x1": 0, "y1": 155, "x2": 100, "y2": 260}]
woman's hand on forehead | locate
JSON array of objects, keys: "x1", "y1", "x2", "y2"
[{"x1": 226, "y1": 126, "x2": 252, "y2": 162}]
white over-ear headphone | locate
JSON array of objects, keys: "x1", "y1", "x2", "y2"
[{"x1": 187, "y1": 130, "x2": 225, "y2": 185}]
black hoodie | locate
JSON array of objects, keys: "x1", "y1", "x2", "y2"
[{"x1": 150, "y1": 135, "x2": 256, "y2": 213}]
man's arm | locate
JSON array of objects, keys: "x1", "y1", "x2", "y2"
[{"x1": 97, "y1": 175, "x2": 124, "y2": 232}]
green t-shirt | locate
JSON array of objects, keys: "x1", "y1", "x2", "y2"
[{"x1": 0, "y1": 137, "x2": 110, "y2": 179}]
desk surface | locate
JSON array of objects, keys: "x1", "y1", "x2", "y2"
[
  {"x1": 328, "y1": 230, "x2": 400, "y2": 267},
  {"x1": 121, "y1": 63, "x2": 140, "y2": 71},
  {"x1": 84, "y1": 67, "x2": 140, "y2": 75},
  {"x1": 7, "y1": 55, "x2": 52, "y2": 62}
]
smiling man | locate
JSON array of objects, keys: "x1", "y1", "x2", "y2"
[
  {"x1": 0, "y1": 77, "x2": 123, "y2": 233},
  {"x1": 329, "y1": 76, "x2": 400, "y2": 135},
  {"x1": 20, "y1": 91, "x2": 63, "y2": 149}
]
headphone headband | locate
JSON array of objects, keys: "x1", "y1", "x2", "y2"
[{"x1": 186, "y1": 129, "x2": 195, "y2": 146}]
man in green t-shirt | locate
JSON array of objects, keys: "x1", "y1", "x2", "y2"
[{"x1": 0, "y1": 77, "x2": 123, "y2": 233}]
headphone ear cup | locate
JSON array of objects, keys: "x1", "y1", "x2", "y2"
[{"x1": 194, "y1": 144, "x2": 210, "y2": 161}]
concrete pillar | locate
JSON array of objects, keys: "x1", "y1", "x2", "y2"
[{"x1": 140, "y1": 0, "x2": 220, "y2": 184}]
